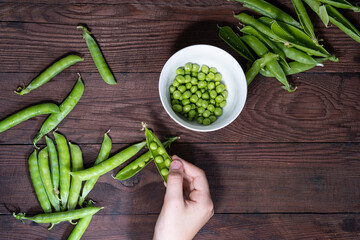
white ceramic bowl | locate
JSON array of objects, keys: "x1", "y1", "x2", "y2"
[{"x1": 159, "y1": 44, "x2": 247, "y2": 132}]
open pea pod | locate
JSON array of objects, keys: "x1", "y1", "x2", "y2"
[
  {"x1": 319, "y1": 0, "x2": 360, "y2": 12},
  {"x1": 142, "y1": 123, "x2": 173, "y2": 182},
  {"x1": 245, "y1": 52, "x2": 279, "y2": 85},
  {"x1": 218, "y1": 26, "x2": 255, "y2": 62},
  {"x1": 326, "y1": 4, "x2": 360, "y2": 43},
  {"x1": 303, "y1": 0, "x2": 330, "y2": 27}
]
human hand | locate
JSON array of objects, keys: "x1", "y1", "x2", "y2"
[{"x1": 153, "y1": 155, "x2": 214, "y2": 240}]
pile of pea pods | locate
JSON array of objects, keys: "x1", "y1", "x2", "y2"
[
  {"x1": 220, "y1": 0, "x2": 360, "y2": 91},
  {"x1": 1, "y1": 24, "x2": 179, "y2": 239}
]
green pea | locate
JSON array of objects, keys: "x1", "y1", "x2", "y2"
[
  {"x1": 214, "y1": 108, "x2": 222, "y2": 116},
  {"x1": 196, "y1": 99, "x2": 203, "y2": 107},
  {"x1": 191, "y1": 71, "x2": 198, "y2": 77},
  {"x1": 183, "y1": 105, "x2": 191, "y2": 112},
  {"x1": 203, "y1": 110, "x2": 211, "y2": 118},
  {"x1": 176, "y1": 67, "x2": 185, "y2": 75},
  {"x1": 164, "y1": 158, "x2": 171, "y2": 167},
  {"x1": 139, "y1": 162, "x2": 145, "y2": 168},
  {"x1": 208, "y1": 82, "x2": 215, "y2": 90},
  {"x1": 197, "y1": 117, "x2": 204, "y2": 124},
  {"x1": 185, "y1": 62, "x2": 193, "y2": 72},
  {"x1": 201, "y1": 89, "x2": 206, "y2": 93},
  {"x1": 207, "y1": 72, "x2": 215, "y2": 80},
  {"x1": 184, "y1": 75, "x2": 191, "y2": 83},
  {"x1": 203, "y1": 118, "x2": 211, "y2": 125},
  {"x1": 207, "y1": 104, "x2": 215, "y2": 112},
  {"x1": 192, "y1": 63, "x2": 200, "y2": 72},
  {"x1": 155, "y1": 155, "x2": 164, "y2": 164},
  {"x1": 169, "y1": 86, "x2": 175, "y2": 93},
  {"x1": 196, "y1": 90, "x2": 202, "y2": 98},
  {"x1": 176, "y1": 75, "x2": 185, "y2": 83},
  {"x1": 186, "y1": 82, "x2": 192, "y2": 89},
  {"x1": 190, "y1": 94, "x2": 199, "y2": 103},
  {"x1": 184, "y1": 70, "x2": 191, "y2": 75},
  {"x1": 178, "y1": 85, "x2": 186, "y2": 93},
  {"x1": 189, "y1": 109, "x2": 197, "y2": 118},
  {"x1": 158, "y1": 148, "x2": 165, "y2": 155},
  {"x1": 201, "y1": 100, "x2": 209, "y2": 109},
  {"x1": 132, "y1": 165, "x2": 138, "y2": 170},
  {"x1": 216, "y1": 84, "x2": 225, "y2": 93},
  {"x1": 191, "y1": 77, "x2": 198, "y2": 85},
  {"x1": 190, "y1": 86, "x2": 198, "y2": 93},
  {"x1": 220, "y1": 101, "x2": 227, "y2": 108},
  {"x1": 150, "y1": 142, "x2": 158, "y2": 150},
  {"x1": 161, "y1": 168, "x2": 169, "y2": 176},
  {"x1": 215, "y1": 95, "x2": 224, "y2": 103},
  {"x1": 198, "y1": 81, "x2": 207, "y2": 89},
  {"x1": 210, "y1": 67, "x2": 217, "y2": 73},
  {"x1": 210, "y1": 99, "x2": 216, "y2": 105},
  {"x1": 209, "y1": 115, "x2": 217, "y2": 123},
  {"x1": 182, "y1": 91, "x2": 192, "y2": 99},
  {"x1": 214, "y1": 73, "x2": 222, "y2": 81},
  {"x1": 182, "y1": 99, "x2": 190, "y2": 106},
  {"x1": 172, "y1": 100, "x2": 179, "y2": 106},
  {"x1": 173, "y1": 90, "x2": 181, "y2": 99},
  {"x1": 202, "y1": 92, "x2": 210, "y2": 99},
  {"x1": 172, "y1": 80, "x2": 180, "y2": 87},
  {"x1": 173, "y1": 105, "x2": 182, "y2": 112},
  {"x1": 198, "y1": 107, "x2": 205, "y2": 114},
  {"x1": 210, "y1": 90, "x2": 217, "y2": 99},
  {"x1": 201, "y1": 65, "x2": 209, "y2": 74},
  {"x1": 198, "y1": 72, "x2": 206, "y2": 81},
  {"x1": 215, "y1": 81, "x2": 220, "y2": 86},
  {"x1": 222, "y1": 91, "x2": 228, "y2": 99},
  {"x1": 191, "y1": 104, "x2": 196, "y2": 110}
]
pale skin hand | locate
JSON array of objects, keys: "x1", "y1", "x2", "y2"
[{"x1": 153, "y1": 155, "x2": 214, "y2": 240}]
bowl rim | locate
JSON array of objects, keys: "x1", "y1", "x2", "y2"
[{"x1": 158, "y1": 44, "x2": 247, "y2": 132}]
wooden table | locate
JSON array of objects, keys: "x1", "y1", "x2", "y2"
[{"x1": 0, "y1": 0, "x2": 359, "y2": 239}]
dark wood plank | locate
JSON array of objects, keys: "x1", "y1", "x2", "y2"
[
  {"x1": 2, "y1": 213, "x2": 360, "y2": 239},
  {"x1": 0, "y1": 72, "x2": 359, "y2": 144},
  {"x1": 1, "y1": 143, "x2": 359, "y2": 215}
]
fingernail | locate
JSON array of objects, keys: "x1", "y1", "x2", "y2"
[{"x1": 170, "y1": 160, "x2": 181, "y2": 170}]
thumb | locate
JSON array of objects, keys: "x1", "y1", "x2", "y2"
[{"x1": 164, "y1": 160, "x2": 184, "y2": 204}]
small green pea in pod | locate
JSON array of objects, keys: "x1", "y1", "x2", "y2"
[{"x1": 142, "y1": 122, "x2": 173, "y2": 182}]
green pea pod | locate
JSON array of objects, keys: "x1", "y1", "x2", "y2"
[
  {"x1": 79, "y1": 132, "x2": 112, "y2": 207},
  {"x1": 15, "y1": 55, "x2": 84, "y2": 95},
  {"x1": 240, "y1": 26, "x2": 289, "y2": 69},
  {"x1": 28, "y1": 150, "x2": 52, "y2": 213},
  {"x1": 68, "y1": 143, "x2": 84, "y2": 210},
  {"x1": 142, "y1": 123, "x2": 173, "y2": 182},
  {"x1": 291, "y1": 0, "x2": 318, "y2": 44},
  {"x1": 218, "y1": 26, "x2": 255, "y2": 62},
  {"x1": 115, "y1": 136, "x2": 180, "y2": 181},
  {"x1": 13, "y1": 206, "x2": 102, "y2": 224},
  {"x1": 71, "y1": 141, "x2": 146, "y2": 181},
  {"x1": 67, "y1": 216, "x2": 92, "y2": 240},
  {"x1": 53, "y1": 131, "x2": 71, "y2": 210},
  {"x1": 0, "y1": 103, "x2": 60, "y2": 133},
  {"x1": 33, "y1": 76, "x2": 84, "y2": 148},
  {"x1": 303, "y1": 0, "x2": 330, "y2": 27},
  {"x1": 246, "y1": 53, "x2": 279, "y2": 85},
  {"x1": 232, "y1": 0, "x2": 301, "y2": 28},
  {"x1": 38, "y1": 147, "x2": 61, "y2": 212},
  {"x1": 45, "y1": 136, "x2": 60, "y2": 195},
  {"x1": 275, "y1": 42, "x2": 321, "y2": 66},
  {"x1": 326, "y1": 4, "x2": 360, "y2": 43},
  {"x1": 318, "y1": 0, "x2": 360, "y2": 12},
  {"x1": 78, "y1": 26, "x2": 116, "y2": 85}
]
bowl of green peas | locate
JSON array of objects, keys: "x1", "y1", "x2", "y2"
[{"x1": 159, "y1": 44, "x2": 247, "y2": 132}]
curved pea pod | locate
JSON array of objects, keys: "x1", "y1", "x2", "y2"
[
  {"x1": 78, "y1": 25, "x2": 116, "y2": 85},
  {"x1": 28, "y1": 150, "x2": 52, "y2": 213},
  {"x1": 53, "y1": 131, "x2": 71, "y2": 210},
  {"x1": 68, "y1": 143, "x2": 84, "y2": 210},
  {"x1": 38, "y1": 147, "x2": 61, "y2": 212},
  {"x1": 319, "y1": 0, "x2": 360, "y2": 12},
  {"x1": 71, "y1": 141, "x2": 146, "y2": 181},
  {"x1": 246, "y1": 53, "x2": 279, "y2": 85},
  {"x1": 15, "y1": 55, "x2": 84, "y2": 95},
  {"x1": 303, "y1": 0, "x2": 330, "y2": 27},
  {"x1": 142, "y1": 123, "x2": 173, "y2": 182},
  {"x1": 13, "y1": 206, "x2": 102, "y2": 226},
  {"x1": 115, "y1": 136, "x2": 180, "y2": 181},
  {"x1": 33, "y1": 75, "x2": 84, "y2": 148},
  {"x1": 275, "y1": 42, "x2": 322, "y2": 66},
  {"x1": 326, "y1": 4, "x2": 360, "y2": 43},
  {"x1": 79, "y1": 132, "x2": 112, "y2": 207},
  {"x1": 291, "y1": 0, "x2": 317, "y2": 44},
  {"x1": 45, "y1": 136, "x2": 60, "y2": 194},
  {"x1": 218, "y1": 26, "x2": 255, "y2": 62},
  {"x1": 0, "y1": 103, "x2": 60, "y2": 133},
  {"x1": 232, "y1": 0, "x2": 301, "y2": 28}
]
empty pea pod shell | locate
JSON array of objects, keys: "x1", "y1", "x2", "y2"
[
  {"x1": 15, "y1": 55, "x2": 84, "y2": 95},
  {"x1": 0, "y1": 103, "x2": 60, "y2": 133}
]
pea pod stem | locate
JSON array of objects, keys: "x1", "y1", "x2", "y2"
[
  {"x1": 15, "y1": 55, "x2": 83, "y2": 95},
  {"x1": 79, "y1": 132, "x2": 112, "y2": 207},
  {"x1": 13, "y1": 206, "x2": 102, "y2": 224},
  {"x1": 78, "y1": 25, "x2": 116, "y2": 85},
  {"x1": 115, "y1": 136, "x2": 180, "y2": 181},
  {"x1": 33, "y1": 75, "x2": 84, "y2": 148},
  {"x1": 0, "y1": 103, "x2": 60, "y2": 133},
  {"x1": 67, "y1": 143, "x2": 84, "y2": 210},
  {"x1": 28, "y1": 150, "x2": 52, "y2": 213},
  {"x1": 71, "y1": 141, "x2": 146, "y2": 181}
]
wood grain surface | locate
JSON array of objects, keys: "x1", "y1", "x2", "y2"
[{"x1": 0, "y1": 0, "x2": 359, "y2": 239}]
